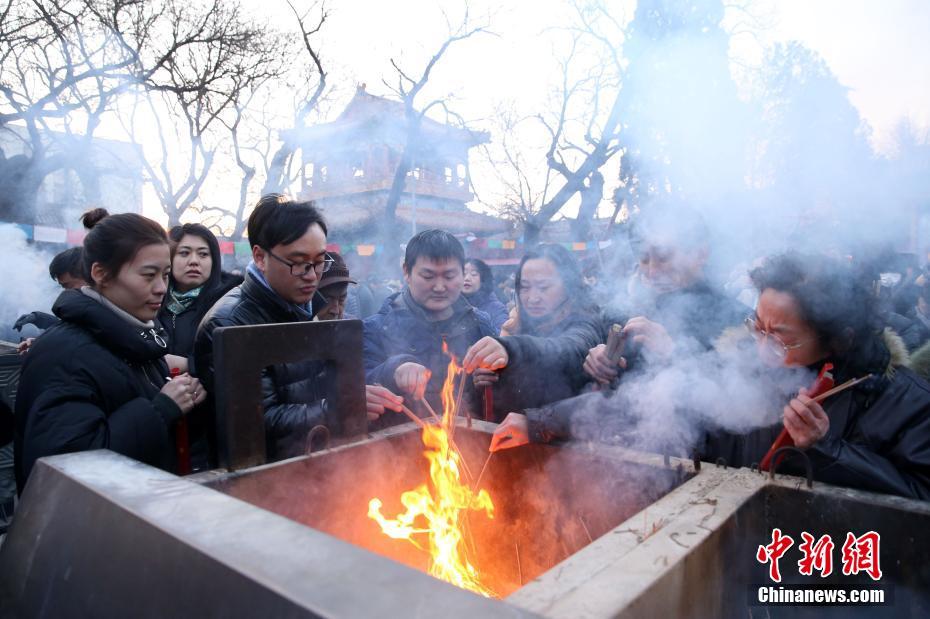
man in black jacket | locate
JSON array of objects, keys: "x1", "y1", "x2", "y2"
[{"x1": 195, "y1": 195, "x2": 402, "y2": 460}]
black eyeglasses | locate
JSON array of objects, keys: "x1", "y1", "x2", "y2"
[{"x1": 266, "y1": 249, "x2": 334, "y2": 277}]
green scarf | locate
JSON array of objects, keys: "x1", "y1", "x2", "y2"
[{"x1": 165, "y1": 285, "x2": 202, "y2": 315}]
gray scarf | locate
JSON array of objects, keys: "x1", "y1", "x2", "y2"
[{"x1": 80, "y1": 286, "x2": 156, "y2": 330}]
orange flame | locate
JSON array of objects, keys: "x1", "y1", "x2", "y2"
[{"x1": 368, "y1": 344, "x2": 496, "y2": 597}]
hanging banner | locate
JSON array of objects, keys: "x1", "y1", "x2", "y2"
[
  {"x1": 219, "y1": 241, "x2": 234, "y2": 255},
  {"x1": 502, "y1": 239, "x2": 517, "y2": 250},
  {"x1": 326, "y1": 243, "x2": 342, "y2": 254},
  {"x1": 356, "y1": 244, "x2": 376, "y2": 257},
  {"x1": 33, "y1": 225, "x2": 67, "y2": 243},
  {"x1": 572, "y1": 242, "x2": 587, "y2": 251},
  {"x1": 234, "y1": 241, "x2": 251, "y2": 257}
]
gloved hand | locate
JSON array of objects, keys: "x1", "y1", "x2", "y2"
[{"x1": 13, "y1": 311, "x2": 58, "y2": 332}]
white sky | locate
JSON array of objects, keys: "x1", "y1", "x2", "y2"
[{"x1": 139, "y1": 0, "x2": 930, "y2": 222}]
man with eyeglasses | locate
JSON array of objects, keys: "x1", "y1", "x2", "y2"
[{"x1": 195, "y1": 195, "x2": 404, "y2": 461}]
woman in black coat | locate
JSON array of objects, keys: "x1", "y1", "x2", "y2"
[
  {"x1": 157, "y1": 224, "x2": 242, "y2": 364},
  {"x1": 463, "y1": 258, "x2": 508, "y2": 334},
  {"x1": 14, "y1": 209, "x2": 205, "y2": 492},
  {"x1": 464, "y1": 244, "x2": 601, "y2": 422}
]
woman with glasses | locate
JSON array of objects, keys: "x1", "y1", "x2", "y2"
[
  {"x1": 701, "y1": 252, "x2": 930, "y2": 499},
  {"x1": 15, "y1": 209, "x2": 206, "y2": 491},
  {"x1": 464, "y1": 244, "x2": 601, "y2": 422}
]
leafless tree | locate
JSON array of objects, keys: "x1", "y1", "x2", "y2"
[
  {"x1": 116, "y1": 0, "x2": 288, "y2": 227},
  {"x1": 376, "y1": 6, "x2": 491, "y2": 267},
  {"x1": 484, "y1": 0, "x2": 627, "y2": 246},
  {"x1": 260, "y1": 0, "x2": 328, "y2": 197}
]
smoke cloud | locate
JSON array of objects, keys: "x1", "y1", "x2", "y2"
[{"x1": 0, "y1": 224, "x2": 59, "y2": 343}]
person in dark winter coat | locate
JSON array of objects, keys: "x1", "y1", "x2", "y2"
[
  {"x1": 463, "y1": 258, "x2": 508, "y2": 334},
  {"x1": 463, "y1": 244, "x2": 601, "y2": 421},
  {"x1": 196, "y1": 195, "x2": 402, "y2": 460},
  {"x1": 14, "y1": 247, "x2": 89, "y2": 353},
  {"x1": 156, "y1": 224, "x2": 241, "y2": 469},
  {"x1": 492, "y1": 252, "x2": 930, "y2": 501},
  {"x1": 14, "y1": 209, "x2": 205, "y2": 492},
  {"x1": 311, "y1": 251, "x2": 357, "y2": 321},
  {"x1": 363, "y1": 230, "x2": 495, "y2": 422},
  {"x1": 582, "y1": 204, "x2": 747, "y2": 389},
  {"x1": 157, "y1": 224, "x2": 243, "y2": 364}
]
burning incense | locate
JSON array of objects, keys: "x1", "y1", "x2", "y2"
[
  {"x1": 449, "y1": 370, "x2": 467, "y2": 442},
  {"x1": 473, "y1": 452, "x2": 493, "y2": 493},
  {"x1": 419, "y1": 397, "x2": 442, "y2": 424},
  {"x1": 760, "y1": 373, "x2": 872, "y2": 472},
  {"x1": 811, "y1": 374, "x2": 872, "y2": 403},
  {"x1": 515, "y1": 542, "x2": 523, "y2": 585},
  {"x1": 579, "y1": 516, "x2": 593, "y2": 544},
  {"x1": 399, "y1": 405, "x2": 428, "y2": 429}
]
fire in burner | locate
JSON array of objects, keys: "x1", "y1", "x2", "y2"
[{"x1": 368, "y1": 345, "x2": 497, "y2": 596}]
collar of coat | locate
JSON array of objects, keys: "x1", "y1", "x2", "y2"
[
  {"x1": 52, "y1": 289, "x2": 168, "y2": 362},
  {"x1": 382, "y1": 289, "x2": 475, "y2": 325},
  {"x1": 240, "y1": 271, "x2": 318, "y2": 323}
]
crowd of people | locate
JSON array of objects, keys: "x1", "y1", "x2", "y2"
[{"x1": 5, "y1": 193, "x2": 930, "y2": 508}]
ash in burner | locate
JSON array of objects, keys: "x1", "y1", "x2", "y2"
[{"x1": 209, "y1": 426, "x2": 684, "y2": 597}]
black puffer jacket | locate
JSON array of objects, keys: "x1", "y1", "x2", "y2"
[
  {"x1": 157, "y1": 271, "x2": 243, "y2": 359},
  {"x1": 704, "y1": 329, "x2": 930, "y2": 500},
  {"x1": 488, "y1": 311, "x2": 602, "y2": 422},
  {"x1": 194, "y1": 272, "x2": 329, "y2": 460},
  {"x1": 14, "y1": 290, "x2": 181, "y2": 492},
  {"x1": 608, "y1": 281, "x2": 750, "y2": 353},
  {"x1": 363, "y1": 290, "x2": 496, "y2": 420}
]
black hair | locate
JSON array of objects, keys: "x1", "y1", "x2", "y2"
[
  {"x1": 80, "y1": 208, "x2": 168, "y2": 284},
  {"x1": 750, "y1": 252, "x2": 880, "y2": 358},
  {"x1": 247, "y1": 193, "x2": 328, "y2": 249},
  {"x1": 49, "y1": 247, "x2": 84, "y2": 281},
  {"x1": 168, "y1": 223, "x2": 222, "y2": 292},
  {"x1": 514, "y1": 243, "x2": 594, "y2": 326},
  {"x1": 465, "y1": 258, "x2": 495, "y2": 296},
  {"x1": 403, "y1": 229, "x2": 465, "y2": 274}
]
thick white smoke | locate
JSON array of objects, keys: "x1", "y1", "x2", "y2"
[{"x1": 0, "y1": 225, "x2": 60, "y2": 342}]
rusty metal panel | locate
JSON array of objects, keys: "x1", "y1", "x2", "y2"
[
  {"x1": 213, "y1": 320, "x2": 367, "y2": 471},
  {"x1": 0, "y1": 451, "x2": 536, "y2": 619}
]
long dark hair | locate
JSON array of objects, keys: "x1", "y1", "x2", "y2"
[
  {"x1": 168, "y1": 223, "x2": 222, "y2": 293},
  {"x1": 80, "y1": 208, "x2": 168, "y2": 285},
  {"x1": 465, "y1": 258, "x2": 495, "y2": 297},
  {"x1": 515, "y1": 244, "x2": 594, "y2": 328}
]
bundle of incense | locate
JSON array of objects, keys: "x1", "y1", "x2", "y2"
[
  {"x1": 759, "y1": 364, "x2": 833, "y2": 472},
  {"x1": 605, "y1": 323, "x2": 626, "y2": 362},
  {"x1": 760, "y1": 371, "x2": 872, "y2": 472},
  {"x1": 169, "y1": 367, "x2": 191, "y2": 476}
]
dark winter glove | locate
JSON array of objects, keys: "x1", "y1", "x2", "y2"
[{"x1": 13, "y1": 311, "x2": 58, "y2": 332}]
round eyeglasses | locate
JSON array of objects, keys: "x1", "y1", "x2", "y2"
[{"x1": 744, "y1": 316, "x2": 809, "y2": 358}]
